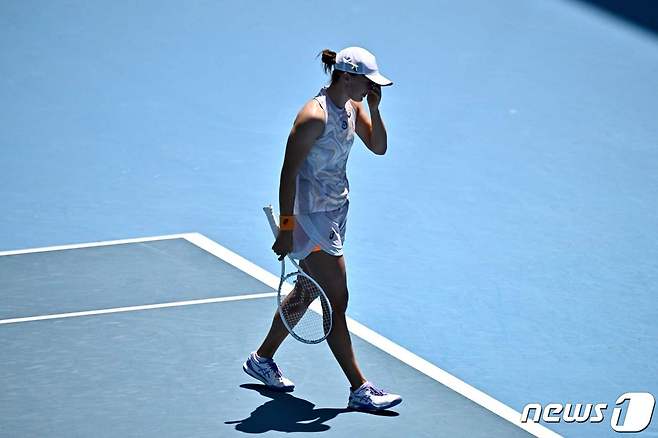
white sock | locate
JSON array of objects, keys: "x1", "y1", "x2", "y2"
[{"x1": 254, "y1": 352, "x2": 270, "y2": 362}]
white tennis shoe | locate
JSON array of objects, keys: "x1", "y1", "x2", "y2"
[
  {"x1": 242, "y1": 352, "x2": 295, "y2": 392},
  {"x1": 348, "y1": 381, "x2": 402, "y2": 411}
]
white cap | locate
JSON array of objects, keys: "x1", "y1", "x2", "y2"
[{"x1": 334, "y1": 47, "x2": 393, "y2": 86}]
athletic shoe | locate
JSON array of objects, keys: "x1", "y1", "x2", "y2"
[
  {"x1": 242, "y1": 352, "x2": 295, "y2": 392},
  {"x1": 348, "y1": 381, "x2": 402, "y2": 411}
]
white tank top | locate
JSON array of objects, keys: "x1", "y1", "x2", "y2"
[{"x1": 294, "y1": 86, "x2": 356, "y2": 214}]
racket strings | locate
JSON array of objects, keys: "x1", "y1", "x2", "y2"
[{"x1": 279, "y1": 273, "x2": 331, "y2": 342}]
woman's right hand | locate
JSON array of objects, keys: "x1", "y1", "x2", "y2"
[{"x1": 272, "y1": 230, "x2": 294, "y2": 261}]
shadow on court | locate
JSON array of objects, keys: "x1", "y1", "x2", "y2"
[
  {"x1": 571, "y1": 0, "x2": 658, "y2": 36},
  {"x1": 225, "y1": 384, "x2": 399, "y2": 434}
]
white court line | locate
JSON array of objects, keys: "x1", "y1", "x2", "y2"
[
  {"x1": 0, "y1": 292, "x2": 276, "y2": 325},
  {"x1": 184, "y1": 233, "x2": 282, "y2": 291},
  {"x1": 1, "y1": 232, "x2": 561, "y2": 437},
  {"x1": 0, "y1": 233, "x2": 194, "y2": 257},
  {"x1": 186, "y1": 232, "x2": 562, "y2": 438}
]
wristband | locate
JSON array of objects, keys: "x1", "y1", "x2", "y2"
[{"x1": 280, "y1": 215, "x2": 295, "y2": 231}]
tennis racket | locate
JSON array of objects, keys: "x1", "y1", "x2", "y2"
[{"x1": 263, "y1": 205, "x2": 333, "y2": 344}]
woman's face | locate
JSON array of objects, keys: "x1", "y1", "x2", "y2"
[{"x1": 346, "y1": 74, "x2": 376, "y2": 102}]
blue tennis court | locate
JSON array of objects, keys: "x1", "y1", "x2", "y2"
[
  {"x1": 1, "y1": 235, "x2": 546, "y2": 437},
  {"x1": 1, "y1": 1, "x2": 657, "y2": 437}
]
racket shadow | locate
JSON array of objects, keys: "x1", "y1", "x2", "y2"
[{"x1": 225, "y1": 383, "x2": 399, "y2": 433}]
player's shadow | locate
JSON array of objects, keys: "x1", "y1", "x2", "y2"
[{"x1": 225, "y1": 383, "x2": 398, "y2": 434}]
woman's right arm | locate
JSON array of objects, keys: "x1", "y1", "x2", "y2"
[{"x1": 272, "y1": 100, "x2": 325, "y2": 260}]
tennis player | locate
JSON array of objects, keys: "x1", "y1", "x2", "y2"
[{"x1": 243, "y1": 47, "x2": 402, "y2": 411}]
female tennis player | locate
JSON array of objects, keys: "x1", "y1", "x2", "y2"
[{"x1": 243, "y1": 47, "x2": 402, "y2": 411}]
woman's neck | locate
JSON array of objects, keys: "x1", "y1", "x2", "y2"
[{"x1": 325, "y1": 84, "x2": 348, "y2": 109}]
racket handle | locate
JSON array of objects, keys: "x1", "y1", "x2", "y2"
[
  {"x1": 263, "y1": 205, "x2": 280, "y2": 238},
  {"x1": 264, "y1": 204, "x2": 301, "y2": 268}
]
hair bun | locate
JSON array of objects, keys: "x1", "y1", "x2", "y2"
[{"x1": 321, "y1": 49, "x2": 336, "y2": 65}]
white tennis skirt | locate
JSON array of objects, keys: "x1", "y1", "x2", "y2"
[{"x1": 289, "y1": 201, "x2": 349, "y2": 260}]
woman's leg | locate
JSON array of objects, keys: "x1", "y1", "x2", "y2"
[
  {"x1": 255, "y1": 259, "x2": 312, "y2": 359},
  {"x1": 302, "y1": 250, "x2": 367, "y2": 391},
  {"x1": 255, "y1": 310, "x2": 288, "y2": 359}
]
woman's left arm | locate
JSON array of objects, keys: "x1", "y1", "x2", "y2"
[{"x1": 354, "y1": 85, "x2": 387, "y2": 155}]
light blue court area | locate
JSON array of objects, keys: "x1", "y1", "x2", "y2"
[
  {"x1": 2, "y1": 1, "x2": 658, "y2": 437},
  {"x1": 1, "y1": 236, "x2": 543, "y2": 438}
]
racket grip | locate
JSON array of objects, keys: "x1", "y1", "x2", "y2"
[{"x1": 263, "y1": 205, "x2": 280, "y2": 238}]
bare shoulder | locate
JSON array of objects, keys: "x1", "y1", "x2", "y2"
[
  {"x1": 287, "y1": 97, "x2": 326, "y2": 145},
  {"x1": 295, "y1": 97, "x2": 326, "y2": 125}
]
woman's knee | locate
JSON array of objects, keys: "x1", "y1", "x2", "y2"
[
  {"x1": 302, "y1": 251, "x2": 349, "y2": 312},
  {"x1": 330, "y1": 286, "x2": 349, "y2": 314}
]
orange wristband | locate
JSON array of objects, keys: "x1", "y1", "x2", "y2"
[{"x1": 280, "y1": 215, "x2": 295, "y2": 231}]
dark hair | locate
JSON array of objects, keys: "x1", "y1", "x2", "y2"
[{"x1": 317, "y1": 49, "x2": 344, "y2": 84}]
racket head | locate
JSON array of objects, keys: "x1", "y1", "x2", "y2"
[{"x1": 277, "y1": 270, "x2": 333, "y2": 344}]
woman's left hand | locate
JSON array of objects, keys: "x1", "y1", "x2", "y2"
[{"x1": 367, "y1": 84, "x2": 381, "y2": 110}]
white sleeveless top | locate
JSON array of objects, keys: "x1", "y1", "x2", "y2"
[{"x1": 294, "y1": 86, "x2": 356, "y2": 214}]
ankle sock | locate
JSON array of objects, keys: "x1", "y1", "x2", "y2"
[
  {"x1": 254, "y1": 352, "x2": 271, "y2": 363},
  {"x1": 351, "y1": 381, "x2": 369, "y2": 392}
]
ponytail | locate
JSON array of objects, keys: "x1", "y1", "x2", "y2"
[
  {"x1": 318, "y1": 49, "x2": 337, "y2": 74},
  {"x1": 317, "y1": 49, "x2": 344, "y2": 85}
]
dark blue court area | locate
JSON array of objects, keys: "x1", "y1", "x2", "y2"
[{"x1": 1, "y1": 236, "x2": 544, "y2": 437}]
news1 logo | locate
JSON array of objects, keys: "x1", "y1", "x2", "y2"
[{"x1": 521, "y1": 392, "x2": 655, "y2": 433}]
